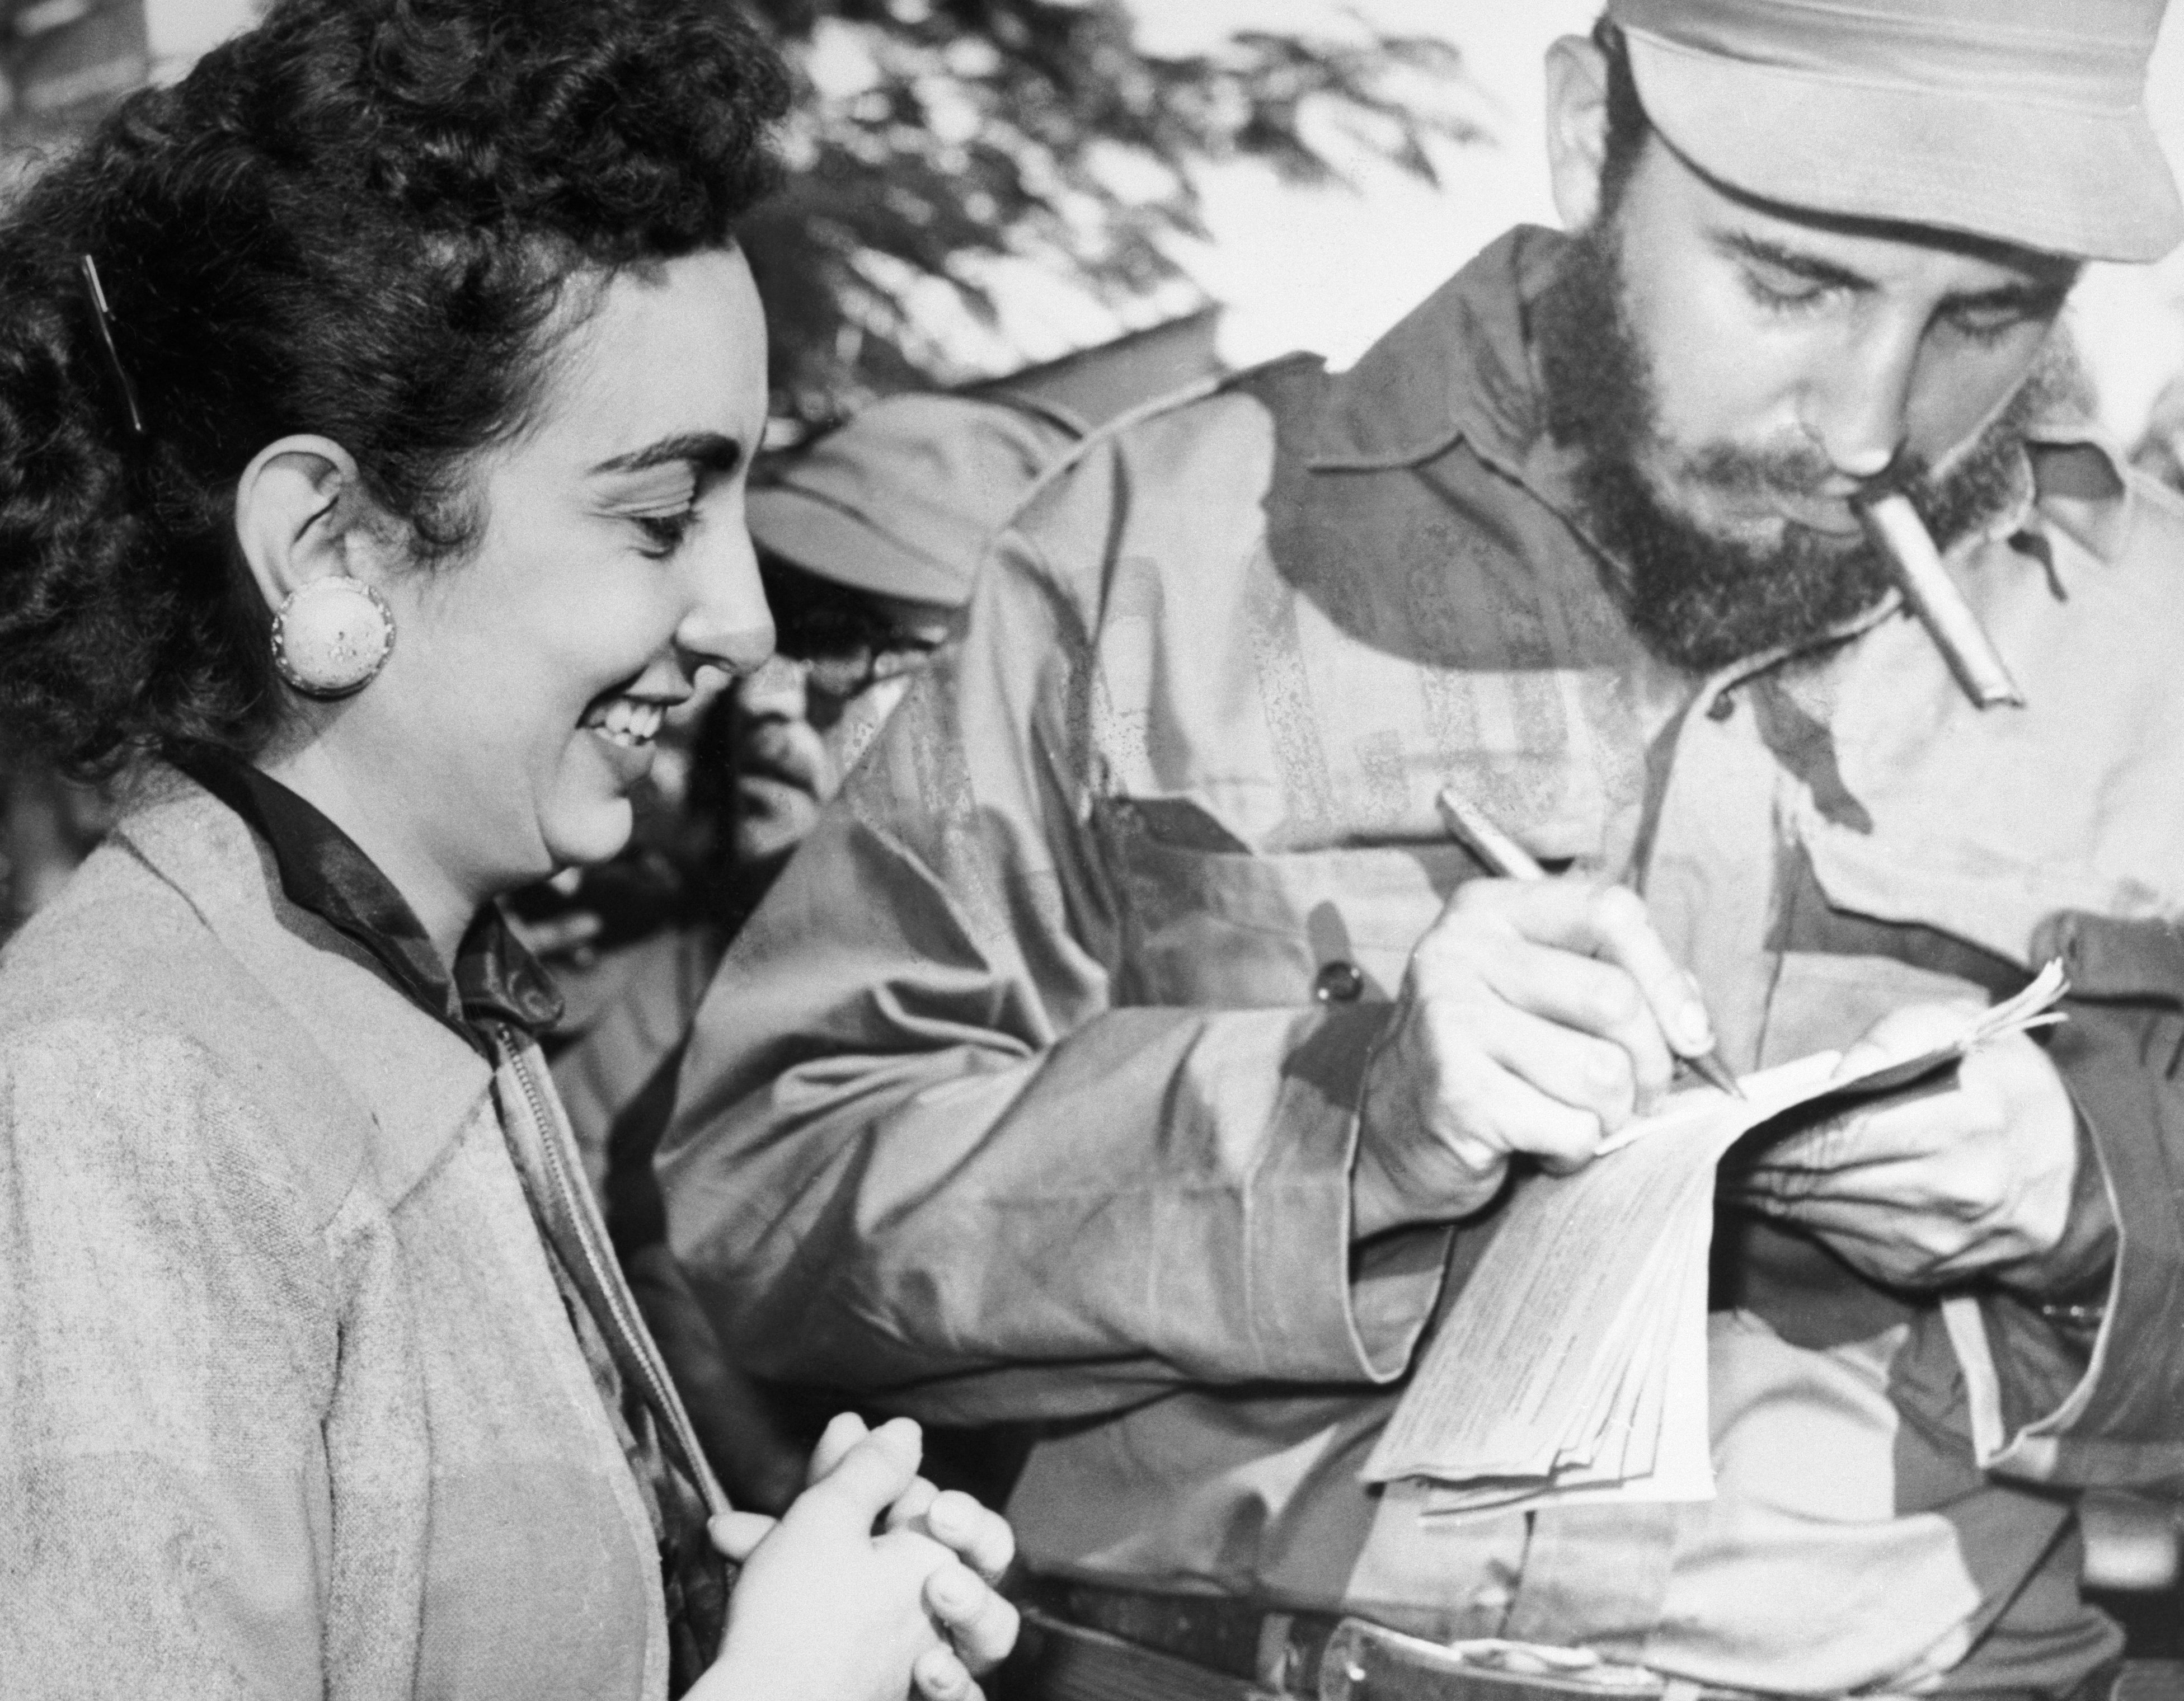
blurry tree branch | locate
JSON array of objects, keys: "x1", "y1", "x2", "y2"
[{"x1": 739, "y1": 0, "x2": 1486, "y2": 416}]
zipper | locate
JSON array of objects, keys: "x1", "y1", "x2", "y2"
[{"x1": 498, "y1": 1024, "x2": 729, "y2": 1519}]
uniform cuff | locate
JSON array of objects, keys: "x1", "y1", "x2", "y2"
[{"x1": 1249, "y1": 1003, "x2": 1446, "y2": 1383}]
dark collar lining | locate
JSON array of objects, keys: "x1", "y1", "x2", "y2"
[{"x1": 176, "y1": 752, "x2": 563, "y2": 1054}]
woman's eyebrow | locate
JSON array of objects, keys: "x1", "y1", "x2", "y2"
[{"x1": 589, "y1": 430, "x2": 744, "y2": 477}]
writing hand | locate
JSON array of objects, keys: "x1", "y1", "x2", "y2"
[{"x1": 1354, "y1": 878, "x2": 1717, "y2": 1237}]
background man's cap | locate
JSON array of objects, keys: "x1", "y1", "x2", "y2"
[
  {"x1": 1605, "y1": 0, "x2": 2183, "y2": 264},
  {"x1": 748, "y1": 394, "x2": 1082, "y2": 608}
]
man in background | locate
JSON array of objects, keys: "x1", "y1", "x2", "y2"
[
  {"x1": 714, "y1": 394, "x2": 1081, "y2": 936},
  {"x1": 663, "y1": 1, "x2": 2184, "y2": 1692}
]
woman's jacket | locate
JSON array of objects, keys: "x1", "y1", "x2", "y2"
[{"x1": 0, "y1": 770, "x2": 710, "y2": 1700}]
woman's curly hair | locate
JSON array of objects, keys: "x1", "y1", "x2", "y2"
[{"x1": 0, "y1": 0, "x2": 789, "y2": 776}]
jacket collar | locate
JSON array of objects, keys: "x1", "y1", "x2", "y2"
[
  {"x1": 115, "y1": 768, "x2": 496, "y2": 1209},
  {"x1": 1306, "y1": 225, "x2": 1561, "y2": 478},
  {"x1": 175, "y1": 750, "x2": 563, "y2": 1054}
]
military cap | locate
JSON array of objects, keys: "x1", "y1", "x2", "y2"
[
  {"x1": 747, "y1": 394, "x2": 1081, "y2": 609},
  {"x1": 1607, "y1": 0, "x2": 2183, "y2": 262}
]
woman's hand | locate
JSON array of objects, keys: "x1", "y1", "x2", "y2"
[
  {"x1": 799, "y1": 1412, "x2": 1017, "y2": 1589},
  {"x1": 698, "y1": 1415, "x2": 1020, "y2": 1701}
]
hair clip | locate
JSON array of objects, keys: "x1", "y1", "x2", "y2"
[{"x1": 76, "y1": 254, "x2": 147, "y2": 440}]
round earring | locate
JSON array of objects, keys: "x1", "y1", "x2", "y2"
[{"x1": 270, "y1": 576, "x2": 395, "y2": 698}]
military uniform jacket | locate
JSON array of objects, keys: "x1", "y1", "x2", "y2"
[{"x1": 663, "y1": 229, "x2": 2184, "y2": 1697}]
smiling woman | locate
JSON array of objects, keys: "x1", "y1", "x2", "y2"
[
  {"x1": 250, "y1": 251, "x2": 780, "y2": 943},
  {"x1": 0, "y1": 2, "x2": 1016, "y2": 1699}
]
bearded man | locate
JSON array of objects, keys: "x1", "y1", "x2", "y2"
[{"x1": 661, "y1": 3, "x2": 2184, "y2": 1694}]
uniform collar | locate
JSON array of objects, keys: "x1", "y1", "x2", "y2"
[
  {"x1": 175, "y1": 751, "x2": 563, "y2": 1055},
  {"x1": 1306, "y1": 225, "x2": 1562, "y2": 478},
  {"x1": 2018, "y1": 424, "x2": 2134, "y2": 570}
]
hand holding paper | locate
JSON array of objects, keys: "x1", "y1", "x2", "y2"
[
  {"x1": 1722, "y1": 999, "x2": 2083, "y2": 1289},
  {"x1": 1362, "y1": 964, "x2": 2074, "y2": 1521}
]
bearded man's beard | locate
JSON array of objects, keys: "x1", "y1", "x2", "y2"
[{"x1": 1534, "y1": 222, "x2": 2084, "y2": 675}]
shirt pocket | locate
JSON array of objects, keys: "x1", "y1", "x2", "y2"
[
  {"x1": 1095, "y1": 795, "x2": 1468, "y2": 1009},
  {"x1": 1792, "y1": 758, "x2": 2178, "y2": 979},
  {"x1": 1801, "y1": 562, "x2": 2184, "y2": 969}
]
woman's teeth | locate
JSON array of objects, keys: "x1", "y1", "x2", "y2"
[{"x1": 584, "y1": 697, "x2": 666, "y2": 748}]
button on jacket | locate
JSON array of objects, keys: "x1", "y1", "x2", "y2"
[
  {"x1": 0, "y1": 772, "x2": 721, "y2": 1699},
  {"x1": 663, "y1": 228, "x2": 2184, "y2": 1697}
]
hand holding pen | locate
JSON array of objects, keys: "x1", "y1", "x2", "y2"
[
  {"x1": 1434, "y1": 786, "x2": 1743, "y2": 1099},
  {"x1": 1349, "y1": 783, "x2": 1741, "y2": 1239}
]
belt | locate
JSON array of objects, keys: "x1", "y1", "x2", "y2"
[
  {"x1": 1013, "y1": 1578, "x2": 1749, "y2": 1701},
  {"x1": 1012, "y1": 1577, "x2": 2146, "y2": 1701}
]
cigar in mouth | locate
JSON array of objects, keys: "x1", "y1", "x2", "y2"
[{"x1": 1856, "y1": 491, "x2": 2025, "y2": 710}]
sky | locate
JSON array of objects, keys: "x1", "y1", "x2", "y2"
[{"x1": 1144, "y1": 0, "x2": 1600, "y2": 368}]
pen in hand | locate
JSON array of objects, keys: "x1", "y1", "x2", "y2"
[{"x1": 1434, "y1": 783, "x2": 1745, "y2": 1100}]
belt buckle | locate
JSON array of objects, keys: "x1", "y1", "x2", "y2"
[{"x1": 1318, "y1": 1619, "x2": 1680, "y2": 1701}]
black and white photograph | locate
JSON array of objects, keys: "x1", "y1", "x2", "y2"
[{"x1": 0, "y1": 2, "x2": 2180, "y2": 1698}]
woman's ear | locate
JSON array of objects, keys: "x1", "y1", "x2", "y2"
[
  {"x1": 233, "y1": 436, "x2": 379, "y2": 617},
  {"x1": 1543, "y1": 34, "x2": 1613, "y2": 234}
]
